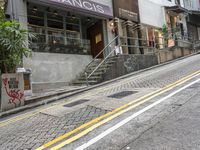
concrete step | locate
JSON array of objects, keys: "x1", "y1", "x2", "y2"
[
  {"x1": 73, "y1": 80, "x2": 99, "y2": 85},
  {"x1": 79, "y1": 72, "x2": 103, "y2": 78},
  {"x1": 78, "y1": 75, "x2": 102, "y2": 81},
  {"x1": 86, "y1": 63, "x2": 113, "y2": 70},
  {"x1": 73, "y1": 56, "x2": 118, "y2": 85},
  {"x1": 86, "y1": 67, "x2": 108, "y2": 73}
]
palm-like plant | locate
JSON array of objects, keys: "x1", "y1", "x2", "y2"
[{"x1": 0, "y1": 7, "x2": 33, "y2": 73}]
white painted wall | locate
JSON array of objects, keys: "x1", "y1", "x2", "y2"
[
  {"x1": 139, "y1": 0, "x2": 167, "y2": 28},
  {"x1": 23, "y1": 53, "x2": 93, "y2": 84},
  {"x1": 184, "y1": 0, "x2": 200, "y2": 10},
  {"x1": 139, "y1": 0, "x2": 185, "y2": 28},
  {"x1": 147, "y1": 0, "x2": 175, "y2": 6}
]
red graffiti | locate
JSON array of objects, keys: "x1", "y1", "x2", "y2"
[{"x1": 2, "y1": 78, "x2": 24, "y2": 107}]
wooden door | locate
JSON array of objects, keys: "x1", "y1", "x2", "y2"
[{"x1": 87, "y1": 21, "x2": 104, "y2": 58}]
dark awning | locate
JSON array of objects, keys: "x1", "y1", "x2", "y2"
[
  {"x1": 165, "y1": 5, "x2": 188, "y2": 14},
  {"x1": 189, "y1": 10, "x2": 200, "y2": 15},
  {"x1": 27, "y1": 0, "x2": 113, "y2": 19}
]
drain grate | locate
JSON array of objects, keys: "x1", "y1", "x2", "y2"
[
  {"x1": 63, "y1": 99, "x2": 90, "y2": 107},
  {"x1": 108, "y1": 91, "x2": 138, "y2": 99}
]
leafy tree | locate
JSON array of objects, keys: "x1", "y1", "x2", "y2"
[{"x1": 0, "y1": 7, "x2": 33, "y2": 73}]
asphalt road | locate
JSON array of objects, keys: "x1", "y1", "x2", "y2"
[
  {"x1": 1, "y1": 54, "x2": 200, "y2": 150},
  {"x1": 66, "y1": 74, "x2": 200, "y2": 150}
]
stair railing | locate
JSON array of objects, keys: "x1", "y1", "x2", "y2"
[{"x1": 85, "y1": 35, "x2": 120, "y2": 85}]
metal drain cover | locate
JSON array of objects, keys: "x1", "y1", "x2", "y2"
[
  {"x1": 108, "y1": 91, "x2": 138, "y2": 99},
  {"x1": 63, "y1": 99, "x2": 90, "y2": 107}
]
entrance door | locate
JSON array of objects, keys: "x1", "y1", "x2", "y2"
[{"x1": 87, "y1": 21, "x2": 104, "y2": 58}]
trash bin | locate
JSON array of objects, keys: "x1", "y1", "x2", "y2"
[{"x1": 17, "y1": 68, "x2": 32, "y2": 96}]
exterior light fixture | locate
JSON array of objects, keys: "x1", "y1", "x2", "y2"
[
  {"x1": 110, "y1": 22, "x2": 114, "y2": 26},
  {"x1": 87, "y1": 17, "x2": 91, "y2": 22}
]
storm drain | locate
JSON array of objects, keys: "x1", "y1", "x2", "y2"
[
  {"x1": 108, "y1": 91, "x2": 138, "y2": 99},
  {"x1": 63, "y1": 99, "x2": 90, "y2": 107}
]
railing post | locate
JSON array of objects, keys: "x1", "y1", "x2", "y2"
[{"x1": 85, "y1": 72, "x2": 89, "y2": 86}]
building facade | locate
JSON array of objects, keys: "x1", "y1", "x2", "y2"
[
  {"x1": 183, "y1": 0, "x2": 200, "y2": 41},
  {"x1": 5, "y1": 0, "x2": 114, "y2": 88},
  {"x1": 139, "y1": 0, "x2": 188, "y2": 51},
  {"x1": 113, "y1": 0, "x2": 141, "y2": 54}
]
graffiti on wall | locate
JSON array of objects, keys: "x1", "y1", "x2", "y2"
[
  {"x1": 124, "y1": 56, "x2": 138, "y2": 72},
  {"x1": 2, "y1": 77, "x2": 24, "y2": 107}
]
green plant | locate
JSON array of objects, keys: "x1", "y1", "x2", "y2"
[{"x1": 0, "y1": 8, "x2": 33, "y2": 73}]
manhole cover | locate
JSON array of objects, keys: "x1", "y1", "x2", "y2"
[
  {"x1": 63, "y1": 99, "x2": 90, "y2": 107},
  {"x1": 108, "y1": 91, "x2": 138, "y2": 99}
]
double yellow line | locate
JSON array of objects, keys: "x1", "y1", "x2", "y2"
[{"x1": 37, "y1": 70, "x2": 200, "y2": 150}]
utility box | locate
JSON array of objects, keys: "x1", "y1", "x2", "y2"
[
  {"x1": 1, "y1": 73, "x2": 25, "y2": 111},
  {"x1": 17, "y1": 68, "x2": 32, "y2": 97}
]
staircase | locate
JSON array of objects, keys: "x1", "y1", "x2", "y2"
[{"x1": 73, "y1": 56, "x2": 118, "y2": 85}]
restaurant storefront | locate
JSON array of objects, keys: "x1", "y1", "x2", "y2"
[
  {"x1": 27, "y1": 0, "x2": 113, "y2": 57},
  {"x1": 5, "y1": 0, "x2": 114, "y2": 89}
]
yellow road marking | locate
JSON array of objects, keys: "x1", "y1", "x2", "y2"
[{"x1": 37, "y1": 70, "x2": 200, "y2": 150}]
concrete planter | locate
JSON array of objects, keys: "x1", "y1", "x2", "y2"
[{"x1": 1, "y1": 73, "x2": 25, "y2": 111}]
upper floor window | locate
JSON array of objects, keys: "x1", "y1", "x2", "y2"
[{"x1": 184, "y1": 0, "x2": 192, "y2": 9}]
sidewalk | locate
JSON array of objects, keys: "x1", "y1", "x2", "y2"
[
  {"x1": 25, "y1": 85, "x2": 86, "y2": 104},
  {"x1": 0, "y1": 85, "x2": 87, "y2": 118}
]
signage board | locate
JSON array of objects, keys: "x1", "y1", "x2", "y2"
[
  {"x1": 36, "y1": 0, "x2": 113, "y2": 18},
  {"x1": 113, "y1": 0, "x2": 139, "y2": 22}
]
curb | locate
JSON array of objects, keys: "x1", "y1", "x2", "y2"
[{"x1": 0, "y1": 52, "x2": 199, "y2": 118}]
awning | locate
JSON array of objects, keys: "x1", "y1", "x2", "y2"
[
  {"x1": 165, "y1": 5, "x2": 188, "y2": 14},
  {"x1": 28, "y1": 0, "x2": 113, "y2": 18},
  {"x1": 189, "y1": 10, "x2": 200, "y2": 15}
]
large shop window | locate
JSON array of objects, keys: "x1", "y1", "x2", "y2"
[
  {"x1": 47, "y1": 13, "x2": 63, "y2": 29},
  {"x1": 66, "y1": 16, "x2": 80, "y2": 32},
  {"x1": 28, "y1": 7, "x2": 90, "y2": 55},
  {"x1": 28, "y1": 9, "x2": 44, "y2": 26}
]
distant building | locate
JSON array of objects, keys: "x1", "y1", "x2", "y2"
[
  {"x1": 183, "y1": 0, "x2": 200, "y2": 41},
  {"x1": 139, "y1": 0, "x2": 188, "y2": 50}
]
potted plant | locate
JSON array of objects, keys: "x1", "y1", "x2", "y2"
[
  {"x1": 0, "y1": 8, "x2": 33, "y2": 111},
  {"x1": 160, "y1": 24, "x2": 168, "y2": 48}
]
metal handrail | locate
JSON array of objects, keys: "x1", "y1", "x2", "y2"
[
  {"x1": 85, "y1": 35, "x2": 119, "y2": 71},
  {"x1": 87, "y1": 44, "x2": 119, "y2": 80},
  {"x1": 85, "y1": 36, "x2": 120, "y2": 85}
]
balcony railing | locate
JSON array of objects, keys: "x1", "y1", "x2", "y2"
[{"x1": 29, "y1": 33, "x2": 91, "y2": 55}]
